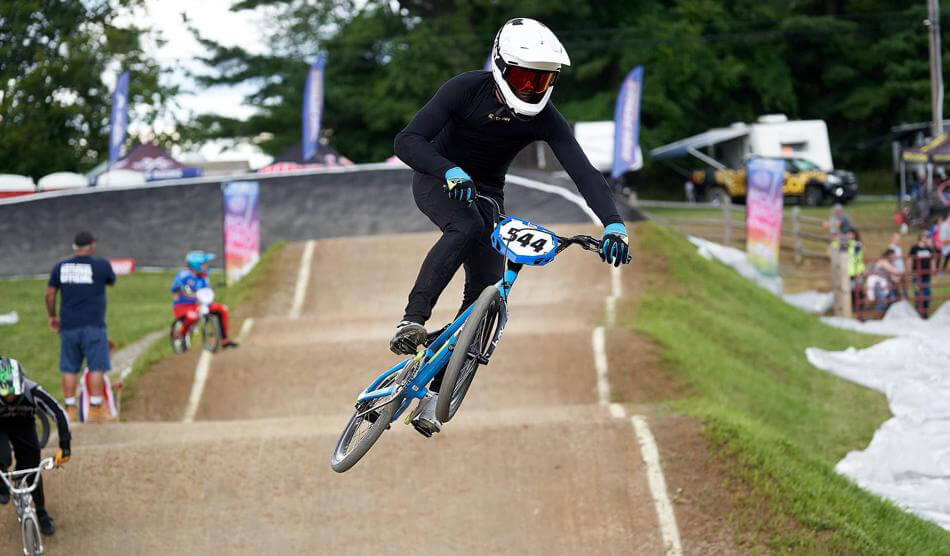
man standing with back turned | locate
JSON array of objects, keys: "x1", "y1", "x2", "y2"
[{"x1": 45, "y1": 231, "x2": 116, "y2": 423}]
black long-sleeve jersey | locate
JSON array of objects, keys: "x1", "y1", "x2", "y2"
[
  {"x1": 0, "y1": 378, "x2": 71, "y2": 452},
  {"x1": 394, "y1": 71, "x2": 622, "y2": 227}
]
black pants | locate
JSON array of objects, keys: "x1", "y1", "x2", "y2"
[
  {"x1": 403, "y1": 172, "x2": 505, "y2": 326},
  {"x1": 0, "y1": 416, "x2": 45, "y2": 511}
]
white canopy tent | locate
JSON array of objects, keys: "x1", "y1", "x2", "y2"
[
  {"x1": 0, "y1": 174, "x2": 36, "y2": 198},
  {"x1": 95, "y1": 169, "x2": 147, "y2": 187}
]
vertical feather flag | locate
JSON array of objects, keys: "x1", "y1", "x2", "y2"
[
  {"x1": 612, "y1": 66, "x2": 644, "y2": 179},
  {"x1": 302, "y1": 56, "x2": 326, "y2": 162},
  {"x1": 108, "y1": 71, "x2": 130, "y2": 165}
]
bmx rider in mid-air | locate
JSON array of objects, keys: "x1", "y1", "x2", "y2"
[{"x1": 389, "y1": 17, "x2": 631, "y2": 437}]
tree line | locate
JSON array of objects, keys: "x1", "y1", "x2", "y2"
[{"x1": 0, "y1": 0, "x2": 943, "y2": 178}]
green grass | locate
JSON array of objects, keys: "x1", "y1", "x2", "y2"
[
  {"x1": 0, "y1": 241, "x2": 286, "y2": 401},
  {"x1": 642, "y1": 199, "x2": 896, "y2": 228},
  {"x1": 0, "y1": 271, "x2": 177, "y2": 396},
  {"x1": 627, "y1": 223, "x2": 950, "y2": 553}
]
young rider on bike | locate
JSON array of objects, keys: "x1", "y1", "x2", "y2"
[
  {"x1": 170, "y1": 251, "x2": 239, "y2": 349},
  {"x1": 390, "y1": 18, "x2": 631, "y2": 437},
  {"x1": 0, "y1": 357, "x2": 71, "y2": 536}
]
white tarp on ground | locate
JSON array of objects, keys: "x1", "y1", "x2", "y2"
[
  {"x1": 691, "y1": 235, "x2": 950, "y2": 531},
  {"x1": 688, "y1": 236, "x2": 833, "y2": 313},
  {"x1": 806, "y1": 301, "x2": 950, "y2": 531}
]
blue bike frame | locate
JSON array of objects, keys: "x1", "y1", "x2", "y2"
[{"x1": 355, "y1": 266, "x2": 520, "y2": 423}]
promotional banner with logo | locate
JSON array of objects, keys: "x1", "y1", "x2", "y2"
[
  {"x1": 612, "y1": 65, "x2": 644, "y2": 179},
  {"x1": 302, "y1": 56, "x2": 326, "y2": 162},
  {"x1": 746, "y1": 157, "x2": 785, "y2": 276},
  {"x1": 222, "y1": 181, "x2": 260, "y2": 285},
  {"x1": 108, "y1": 71, "x2": 130, "y2": 165}
]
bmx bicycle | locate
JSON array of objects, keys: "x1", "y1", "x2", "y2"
[
  {"x1": 0, "y1": 457, "x2": 54, "y2": 555},
  {"x1": 330, "y1": 195, "x2": 621, "y2": 472},
  {"x1": 169, "y1": 288, "x2": 223, "y2": 354}
]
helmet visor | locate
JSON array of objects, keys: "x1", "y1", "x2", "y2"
[{"x1": 503, "y1": 66, "x2": 557, "y2": 103}]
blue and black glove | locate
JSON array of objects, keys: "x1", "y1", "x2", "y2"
[
  {"x1": 600, "y1": 223, "x2": 631, "y2": 267},
  {"x1": 444, "y1": 167, "x2": 477, "y2": 206}
]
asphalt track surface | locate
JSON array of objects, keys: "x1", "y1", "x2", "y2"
[{"x1": 2, "y1": 189, "x2": 705, "y2": 555}]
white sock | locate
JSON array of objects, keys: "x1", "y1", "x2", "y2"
[
  {"x1": 64, "y1": 397, "x2": 77, "y2": 406},
  {"x1": 90, "y1": 395, "x2": 103, "y2": 405}
]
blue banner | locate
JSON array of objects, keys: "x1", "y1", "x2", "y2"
[
  {"x1": 108, "y1": 71, "x2": 130, "y2": 165},
  {"x1": 302, "y1": 56, "x2": 326, "y2": 162},
  {"x1": 612, "y1": 65, "x2": 644, "y2": 179}
]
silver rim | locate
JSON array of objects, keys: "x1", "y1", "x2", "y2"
[
  {"x1": 22, "y1": 515, "x2": 41, "y2": 555},
  {"x1": 448, "y1": 299, "x2": 499, "y2": 418}
]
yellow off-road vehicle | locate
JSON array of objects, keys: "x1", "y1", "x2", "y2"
[{"x1": 690, "y1": 156, "x2": 858, "y2": 206}]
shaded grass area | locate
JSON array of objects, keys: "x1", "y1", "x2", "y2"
[
  {"x1": 626, "y1": 223, "x2": 950, "y2": 553},
  {"x1": 0, "y1": 271, "x2": 177, "y2": 397},
  {"x1": 120, "y1": 241, "x2": 286, "y2": 403}
]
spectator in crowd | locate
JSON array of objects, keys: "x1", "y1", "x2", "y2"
[
  {"x1": 845, "y1": 228, "x2": 866, "y2": 315},
  {"x1": 45, "y1": 231, "x2": 116, "y2": 422},
  {"x1": 887, "y1": 232, "x2": 908, "y2": 299},
  {"x1": 683, "y1": 179, "x2": 696, "y2": 204},
  {"x1": 940, "y1": 213, "x2": 950, "y2": 272},
  {"x1": 910, "y1": 170, "x2": 926, "y2": 200},
  {"x1": 824, "y1": 203, "x2": 853, "y2": 247},
  {"x1": 909, "y1": 231, "x2": 937, "y2": 318},
  {"x1": 866, "y1": 248, "x2": 903, "y2": 316}
]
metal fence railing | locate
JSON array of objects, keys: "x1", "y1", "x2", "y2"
[
  {"x1": 849, "y1": 258, "x2": 949, "y2": 321},
  {"x1": 633, "y1": 199, "x2": 829, "y2": 264}
]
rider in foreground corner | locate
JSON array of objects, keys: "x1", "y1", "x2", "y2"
[
  {"x1": 0, "y1": 357, "x2": 71, "y2": 536},
  {"x1": 170, "y1": 251, "x2": 239, "y2": 349},
  {"x1": 391, "y1": 18, "x2": 631, "y2": 437}
]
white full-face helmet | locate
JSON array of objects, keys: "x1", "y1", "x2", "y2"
[{"x1": 491, "y1": 18, "x2": 571, "y2": 119}]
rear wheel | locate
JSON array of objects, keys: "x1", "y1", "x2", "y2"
[
  {"x1": 804, "y1": 184, "x2": 825, "y2": 207},
  {"x1": 201, "y1": 314, "x2": 222, "y2": 353},
  {"x1": 330, "y1": 373, "x2": 404, "y2": 473},
  {"x1": 22, "y1": 514, "x2": 42, "y2": 555},
  {"x1": 436, "y1": 286, "x2": 502, "y2": 423},
  {"x1": 705, "y1": 186, "x2": 730, "y2": 206}
]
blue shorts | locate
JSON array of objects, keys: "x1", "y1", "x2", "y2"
[{"x1": 59, "y1": 326, "x2": 111, "y2": 373}]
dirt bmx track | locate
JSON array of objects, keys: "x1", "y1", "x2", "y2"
[{"x1": 4, "y1": 189, "x2": 743, "y2": 554}]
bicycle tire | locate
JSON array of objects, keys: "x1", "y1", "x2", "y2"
[
  {"x1": 330, "y1": 374, "x2": 403, "y2": 473},
  {"x1": 22, "y1": 513, "x2": 42, "y2": 556},
  {"x1": 201, "y1": 314, "x2": 222, "y2": 353},
  {"x1": 436, "y1": 286, "x2": 502, "y2": 423},
  {"x1": 34, "y1": 409, "x2": 50, "y2": 450},
  {"x1": 170, "y1": 318, "x2": 189, "y2": 353}
]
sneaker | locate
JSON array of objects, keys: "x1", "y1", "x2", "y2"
[
  {"x1": 222, "y1": 340, "x2": 240, "y2": 349},
  {"x1": 410, "y1": 393, "x2": 442, "y2": 438},
  {"x1": 389, "y1": 321, "x2": 427, "y2": 355},
  {"x1": 36, "y1": 510, "x2": 55, "y2": 536},
  {"x1": 65, "y1": 404, "x2": 78, "y2": 423}
]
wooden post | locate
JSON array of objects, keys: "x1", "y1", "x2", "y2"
[
  {"x1": 830, "y1": 248, "x2": 852, "y2": 317},
  {"x1": 792, "y1": 206, "x2": 803, "y2": 265},
  {"x1": 723, "y1": 200, "x2": 732, "y2": 246}
]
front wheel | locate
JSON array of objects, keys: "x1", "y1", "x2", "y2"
[
  {"x1": 330, "y1": 374, "x2": 403, "y2": 473},
  {"x1": 804, "y1": 184, "x2": 825, "y2": 207},
  {"x1": 201, "y1": 314, "x2": 222, "y2": 353},
  {"x1": 436, "y1": 287, "x2": 503, "y2": 423},
  {"x1": 22, "y1": 514, "x2": 43, "y2": 555}
]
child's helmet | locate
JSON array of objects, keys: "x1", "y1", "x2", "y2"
[
  {"x1": 0, "y1": 357, "x2": 25, "y2": 398},
  {"x1": 186, "y1": 251, "x2": 215, "y2": 273}
]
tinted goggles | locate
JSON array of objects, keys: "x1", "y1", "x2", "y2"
[{"x1": 503, "y1": 66, "x2": 557, "y2": 96}]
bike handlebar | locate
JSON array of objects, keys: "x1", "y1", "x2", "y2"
[
  {"x1": 0, "y1": 458, "x2": 54, "y2": 495},
  {"x1": 475, "y1": 194, "x2": 603, "y2": 256}
]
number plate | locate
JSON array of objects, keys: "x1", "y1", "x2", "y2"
[{"x1": 490, "y1": 217, "x2": 559, "y2": 266}]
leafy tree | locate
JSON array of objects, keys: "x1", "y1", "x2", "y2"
[
  {"x1": 186, "y1": 0, "x2": 949, "y2": 171},
  {"x1": 0, "y1": 1, "x2": 177, "y2": 178}
]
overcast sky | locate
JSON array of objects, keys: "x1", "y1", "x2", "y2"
[{"x1": 126, "y1": 0, "x2": 269, "y2": 124}]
